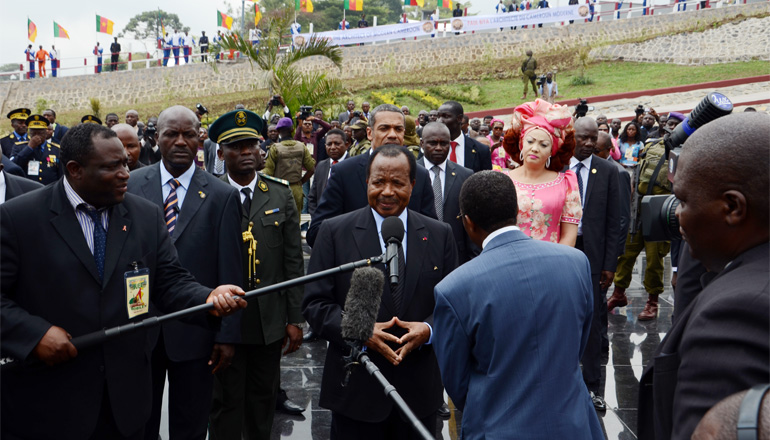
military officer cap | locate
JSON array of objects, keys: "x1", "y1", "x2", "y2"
[
  {"x1": 81, "y1": 115, "x2": 102, "y2": 125},
  {"x1": 350, "y1": 119, "x2": 368, "y2": 130},
  {"x1": 7, "y1": 108, "x2": 31, "y2": 121},
  {"x1": 208, "y1": 109, "x2": 265, "y2": 145},
  {"x1": 25, "y1": 114, "x2": 50, "y2": 130}
]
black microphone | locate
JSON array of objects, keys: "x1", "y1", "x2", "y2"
[
  {"x1": 341, "y1": 267, "x2": 384, "y2": 387},
  {"x1": 381, "y1": 216, "x2": 404, "y2": 289}
]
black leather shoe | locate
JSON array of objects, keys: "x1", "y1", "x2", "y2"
[
  {"x1": 437, "y1": 402, "x2": 450, "y2": 418},
  {"x1": 590, "y1": 392, "x2": 607, "y2": 411},
  {"x1": 303, "y1": 328, "x2": 318, "y2": 342},
  {"x1": 276, "y1": 389, "x2": 305, "y2": 415}
]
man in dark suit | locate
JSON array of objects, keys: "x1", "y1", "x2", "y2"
[
  {"x1": 0, "y1": 123, "x2": 245, "y2": 440},
  {"x1": 437, "y1": 100, "x2": 492, "y2": 173},
  {"x1": 595, "y1": 131, "x2": 630, "y2": 258},
  {"x1": 308, "y1": 128, "x2": 348, "y2": 216},
  {"x1": 568, "y1": 117, "x2": 621, "y2": 411},
  {"x1": 208, "y1": 110, "x2": 306, "y2": 440},
  {"x1": 127, "y1": 106, "x2": 243, "y2": 440},
  {"x1": 307, "y1": 104, "x2": 437, "y2": 247},
  {"x1": 203, "y1": 137, "x2": 225, "y2": 176},
  {"x1": 43, "y1": 108, "x2": 68, "y2": 144},
  {"x1": 1, "y1": 161, "x2": 42, "y2": 203},
  {"x1": 638, "y1": 112, "x2": 769, "y2": 440},
  {"x1": 417, "y1": 122, "x2": 476, "y2": 264},
  {"x1": 338, "y1": 100, "x2": 359, "y2": 125},
  {"x1": 2, "y1": 154, "x2": 26, "y2": 178},
  {"x1": 303, "y1": 144, "x2": 458, "y2": 439}
]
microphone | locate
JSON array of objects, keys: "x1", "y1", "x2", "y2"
[
  {"x1": 381, "y1": 216, "x2": 404, "y2": 289},
  {"x1": 341, "y1": 267, "x2": 384, "y2": 387}
]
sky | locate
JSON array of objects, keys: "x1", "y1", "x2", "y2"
[{"x1": 1, "y1": 0, "x2": 613, "y2": 76}]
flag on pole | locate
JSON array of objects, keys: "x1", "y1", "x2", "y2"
[
  {"x1": 404, "y1": 0, "x2": 425, "y2": 6},
  {"x1": 96, "y1": 15, "x2": 114, "y2": 34},
  {"x1": 295, "y1": 0, "x2": 314, "y2": 12},
  {"x1": 158, "y1": 12, "x2": 166, "y2": 37},
  {"x1": 53, "y1": 22, "x2": 70, "y2": 39},
  {"x1": 344, "y1": 0, "x2": 362, "y2": 10},
  {"x1": 255, "y1": 4, "x2": 262, "y2": 26},
  {"x1": 28, "y1": 18, "x2": 37, "y2": 42},
  {"x1": 217, "y1": 10, "x2": 234, "y2": 29},
  {"x1": 439, "y1": 0, "x2": 453, "y2": 8}
]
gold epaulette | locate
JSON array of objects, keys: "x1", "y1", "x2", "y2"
[
  {"x1": 49, "y1": 142, "x2": 61, "y2": 149},
  {"x1": 259, "y1": 173, "x2": 289, "y2": 186}
]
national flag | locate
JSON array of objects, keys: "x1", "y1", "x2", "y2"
[
  {"x1": 439, "y1": 0, "x2": 453, "y2": 8},
  {"x1": 28, "y1": 18, "x2": 37, "y2": 42},
  {"x1": 404, "y1": 0, "x2": 425, "y2": 6},
  {"x1": 53, "y1": 22, "x2": 70, "y2": 39},
  {"x1": 158, "y1": 12, "x2": 166, "y2": 37},
  {"x1": 295, "y1": 0, "x2": 314, "y2": 12},
  {"x1": 96, "y1": 14, "x2": 114, "y2": 34},
  {"x1": 344, "y1": 0, "x2": 362, "y2": 11},
  {"x1": 217, "y1": 10, "x2": 234, "y2": 29},
  {"x1": 255, "y1": 4, "x2": 262, "y2": 26}
]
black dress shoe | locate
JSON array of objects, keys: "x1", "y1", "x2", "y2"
[
  {"x1": 303, "y1": 328, "x2": 318, "y2": 342},
  {"x1": 276, "y1": 389, "x2": 305, "y2": 415},
  {"x1": 590, "y1": 392, "x2": 607, "y2": 411},
  {"x1": 437, "y1": 402, "x2": 450, "y2": 418}
]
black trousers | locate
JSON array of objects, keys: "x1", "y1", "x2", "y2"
[
  {"x1": 145, "y1": 332, "x2": 214, "y2": 440},
  {"x1": 576, "y1": 235, "x2": 606, "y2": 394},
  {"x1": 111, "y1": 55, "x2": 119, "y2": 71},
  {"x1": 331, "y1": 410, "x2": 437, "y2": 440}
]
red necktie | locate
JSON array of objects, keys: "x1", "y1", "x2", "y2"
[
  {"x1": 449, "y1": 141, "x2": 458, "y2": 163},
  {"x1": 332, "y1": 160, "x2": 338, "y2": 165}
]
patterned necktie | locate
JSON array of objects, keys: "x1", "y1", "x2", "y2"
[
  {"x1": 241, "y1": 187, "x2": 252, "y2": 217},
  {"x1": 449, "y1": 141, "x2": 458, "y2": 163},
  {"x1": 214, "y1": 146, "x2": 224, "y2": 175},
  {"x1": 574, "y1": 162, "x2": 585, "y2": 207},
  {"x1": 165, "y1": 179, "x2": 180, "y2": 235},
  {"x1": 391, "y1": 245, "x2": 406, "y2": 315},
  {"x1": 431, "y1": 165, "x2": 443, "y2": 222},
  {"x1": 82, "y1": 207, "x2": 106, "y2": 281}
]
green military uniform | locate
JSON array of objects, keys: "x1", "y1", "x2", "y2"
[
  {"x1": 10, "y1": 115, "x2": 64, "y2": 186},
  {"x1": 207, "y1": 109, "x2": 306, "y2": 440},
  {"x1": 263, "y1": 140, "x2": 315, "y2": 218},
  {"x1": 348, "y1": 138, "x2": 371, "y2": 157},
  {"x1": 521, "y1": 54, "x2": 538, "y2": 97}
]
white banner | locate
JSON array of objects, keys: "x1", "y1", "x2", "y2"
[{"x1": 293, "y1": 5, "x2": 589, "y2": 47}]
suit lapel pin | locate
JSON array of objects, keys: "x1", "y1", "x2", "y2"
[
  {"x1": 122, "y1": 225, "x2": 127, "y2": 231},
  {"x1": 472, "y1": 149, "x2": 476, "y2": 153},
  {"x1": 199, "y1": 191, "x2": 206, "y2": 198},
  {"x1": 591, "y1": 168, "x2": 597, "y2": 174},
  {"x1": 433, "y1": 266, "x2": 438, "y2": 270},
  {"x1": 422, "y1": 237, "x2": 427, "y2": 241},
  {"x1": 451, "y1": 172, "x2": 456, "y2": 176}
]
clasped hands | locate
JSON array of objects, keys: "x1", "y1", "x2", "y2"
[{"x1": 365, "y1": 317, "x2": 430, "y2": 366}]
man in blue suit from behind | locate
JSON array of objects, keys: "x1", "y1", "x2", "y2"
[{"x1": 433, "y1": 171, "x2": 603, "y2": 439}]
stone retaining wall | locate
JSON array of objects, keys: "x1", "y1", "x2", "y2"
[{"x1": 1, "y1": 2, "x2": 766, "y2": 114}]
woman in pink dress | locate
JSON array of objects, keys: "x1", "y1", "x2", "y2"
[
  {"x1": 488, "y1": 119, "x2": 515, "y2": 170},
  {"x1": 501, "y1": 99, "x2": 582, "y2": 246}
]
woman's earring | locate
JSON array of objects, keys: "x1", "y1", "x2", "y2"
[
  {"x1": 546, "y1": 157, "x2": 551, "y2": 168},
  {"x1": 520, "y1": 151, "x2": 524, "y2": 161}
]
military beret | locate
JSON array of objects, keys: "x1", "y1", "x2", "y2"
[
  {"x1": 350, "y1": 119, "x2": 368, "y2": 130},
  {"x1": 208, "y1": 109, "x2": 265, "y2": 145},
  {"x1": 7, "y1": 108, "x2": 31, "y2": 121},
  {"x1": 276, "y1": 117, "x2": 293, "y2": 130},
  {"x1": 25, "y1": 114, "x2": 50, "y2": 130},
  {"x1": 81, "y1": 115, "x2": 103, "y2": 125}
]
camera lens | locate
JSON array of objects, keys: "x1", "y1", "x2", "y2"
[{"x1": 662, "y1": 196, "x2": 681, "y2": 241}]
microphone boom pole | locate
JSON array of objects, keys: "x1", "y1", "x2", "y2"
[{"x1": 1, "y1": 253, "x2": 386, "y2": 372}]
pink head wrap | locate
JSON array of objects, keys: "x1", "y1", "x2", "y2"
[{"x1": 510, "y1": 99, "x2": 573, "y2": 157}]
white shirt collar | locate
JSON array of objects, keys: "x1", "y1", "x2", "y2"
[
  {"x1": 226, "y1": 173, "x2": 258, "y2": 195},
  {"x1": 425, "y1": 157, "x2": 448, "y2": 173},
  {"x1": 332, "y1": 151, "x2": 348, "y2": 163},
  {"x1": 0, "y1": 170, "x2": 6, "y2": 205},
  {"x1": 160, "y1": 161, "x2": 195, "y2": 191},
  {"x1": 371, "y1": 208, "x2": 409, "y2": 259},
  {"x1": 482, "y1": 225, "x2": 521, "y2": 249},
  {"x1": 570, "y1": 154, "x2": 593, "y2": 169}
]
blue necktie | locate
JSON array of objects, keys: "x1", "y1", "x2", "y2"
[
  {"x1": 574, "y1": 162, "x2": 585, "y2": 207},
  {"x1": 83, "y1": 207, "x2": 107, "y2": 281}
]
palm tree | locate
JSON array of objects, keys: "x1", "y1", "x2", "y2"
[{"x1": 214, "y1": 8, "x2": 344, "y2": 117}]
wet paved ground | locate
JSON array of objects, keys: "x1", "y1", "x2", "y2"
[{"x1": 267, "y1": 252, "x2": 673, "y2": 440}]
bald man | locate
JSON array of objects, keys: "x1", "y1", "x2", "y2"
[
  {"x1": 112, "y1": 123, "x2": 144, "y2": 171},
  {"x1": 638, "y1": 112, "x2": 770, "y2": 440},
  {"x1": 692, "y1": 386, "x2": 770, "y2": 440},
  {"x1": 127, "y1": 105, "x2": 243, "y2": 440},
  {"x1": 125, "y1": 110, "x2": 143, "y2": 137}
]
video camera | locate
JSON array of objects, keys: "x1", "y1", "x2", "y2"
[
  {"x1": 536, "y1": 74, "x2": 547, "y2": 87},
  {"x1": 574, "y1": 99, "x2": 594, "y2": 119},
  {"x1": 299, "y1": 105, "x2": 314, "y2": 120},
  {"x1": 640, "y1": 92, "x2": 733, "y2": 242},
  {"x1": 635, "y1": 105, "x2": 645, "y2": 116},
  {"x1": 270, "y1": 95, "x2": 282, "y2": 107},
  {"x1": 196, "y1": 103, "x2": 209, "y2": 115},
  {"x1": 144, "y1": 122, "x2": 157, "y2": 138}
]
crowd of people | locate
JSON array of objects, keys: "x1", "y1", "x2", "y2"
[{"x1": 1, "y1": 80, "x2": 767, "y2": 440}]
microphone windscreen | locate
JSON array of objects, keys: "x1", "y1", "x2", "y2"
[
  {"x1": 341, "y1": 267, "x2": 384, "y2": 342},
  {"x1": 381, "y1": 216, "x2": 405, "y2": 243}
]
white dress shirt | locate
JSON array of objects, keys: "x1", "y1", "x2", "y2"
[
  {"x1": 160, "y1": 162, "x2": 196, "y2": 209},
  {"x1": 482, "y1": 225, "x2": 521, "y2": 249},
  {"x1": 0, "y1": 171, "x2": 6, "y2": 205},
  {"x1": 451, "y1": 134, "x2": 466, "y2": 168},
  {"x1": 226, "y1": 174, "x2": 258, "y2": 203},
  {"x1": 569, "y1": 155, "x2": 592, "y2": 236},
  {"x1": 328, "y1": 151, "x2": 347, "y2": 178}
]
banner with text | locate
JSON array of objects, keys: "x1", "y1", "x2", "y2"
[{"x1": 292, "y1": 5, "x2": 588, "y2": 47}]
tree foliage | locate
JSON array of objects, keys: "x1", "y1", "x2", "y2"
[{"x1": 119, "y1": 10, "x2": 189, "y2": 40}]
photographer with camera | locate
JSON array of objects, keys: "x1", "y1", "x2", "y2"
[
  {"x1": 295, "y1": 107, "x2": 331, "y2": 162},
  {"x1": 538, "y1": 72, "x2": 558, "y2": 104},
  {"x1": 573, "y1": 98, "x2": 592, "y2": 119},
  {"x1": 139, "y1": 116, "x2": 161, "y2": 165},
  {"x1": 263, "y1": 95, "x2": 291, "y2": 123}
]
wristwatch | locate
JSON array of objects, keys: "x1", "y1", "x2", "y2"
[{"x1": 289, "y1": 322, "x2": 306, "y2": 329}]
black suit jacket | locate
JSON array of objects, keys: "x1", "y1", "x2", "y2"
[
  {"x1": 462, "y1": 135, "x2": 493, "y2": 173},
  {"x1": 418, "y1": 157, "x2": 478, "y2": 263},
  {"x1": 306, "y1": 152, "x2": 438, "y2": 247},
  {"x1": 307, "y1": 157, "x2": 331, "y2": 216},
  {"x1": 610, "y1": 158, "x2": 632, "y2": 257},
  {"x1": 203, "y1": 138, "x2": 223, "y2": 175},
  {"x1": 572, "y1": 155, "x2": 621, "y2": 274},
  {"x1": 638, "y1": 243, "x2": 770, "y2": 440},
  {"x1": 51, "y1": 124, "x2": 69, "y2": 144},
  {"x1": 302, "y1": 207, "x2": 458, "y2": 422},
  {"x1": 0, "y1": 182, "x2": 213, "y2": 439},
  {"x1": 3, "y1": 170, "x2": 43, "y2": 201},
  {"x1": 2, "y1": 155, "x2": 26, "y2": 178},
  {"x1": 127, "y1": 163, "x2": 243, "y2": 360}
]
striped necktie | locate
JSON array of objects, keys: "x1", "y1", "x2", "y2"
[
  {"x1": 81, "y1": 206, "x2": 107, "y2": 281},
  {"x1": 165, "y1": 179, "x2": 180, "y2": 235}
]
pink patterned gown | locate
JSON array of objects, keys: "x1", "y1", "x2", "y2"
[{"x1": 507, "y1": 170, "x2": 583, "y2": 243}]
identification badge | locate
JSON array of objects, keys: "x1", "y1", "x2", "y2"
[
  {"x1": 28, "y1": 160, "x2": 40, "y2": 176},
  {"x1": 197, "y1": 149, "x2": 205, "y2": 162},
  {"x1": 125, "y1": 267, "x2": 150, "y2": 319}
]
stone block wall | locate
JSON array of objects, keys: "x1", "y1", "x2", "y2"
[{"x1": 1, "y1": 2, "x2": 765, "y2": 114}]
